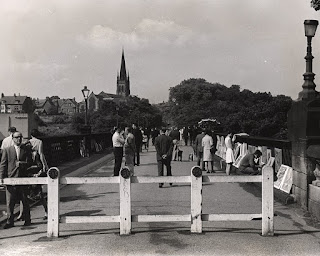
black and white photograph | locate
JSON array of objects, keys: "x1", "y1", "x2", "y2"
[{"x1": 1, "y1": 0, "x2": 320, "y2": 255}]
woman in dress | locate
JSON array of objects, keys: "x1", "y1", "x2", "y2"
[
  {"x1": 225, "y1": 132, "x2": 236, "y2": 175},
  {"x1": 202, "y1": 129, "x2": 215, "y2": 173}
]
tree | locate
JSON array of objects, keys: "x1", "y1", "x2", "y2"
[
  {"x1": 162, "y1": 78, "x2": 292, "y2": 138},
  {"x1": 311, "y1": 0, "x2": 320, "y2": 10}
]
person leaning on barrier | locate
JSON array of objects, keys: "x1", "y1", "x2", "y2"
[
  {"x1": 0, "y1": 131, "x2": 33, "y2": 229},
  {"x1": 155, "y1": 127, "x2": 174, "y2": 188},
  {"x1": 238, "y1": 150, "x2": 263, "y2": 175}
]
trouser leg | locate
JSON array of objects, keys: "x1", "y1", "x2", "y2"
[
  {"x1": 6, "y1": 186, "x2": 17, "y2": 224},
  {"x1": 114, "y1": 147, "x2": 123, "y2": 176},
  {"x1": 19, "y1": 186, "x2": 31, "y2": 222},
  {"x1": 157, "y1": 160, "x2": 164, "y2": 186}
]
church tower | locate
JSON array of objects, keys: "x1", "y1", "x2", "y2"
[{"x1": 117, "y1": 49, "x2": 130, "y2": 97}]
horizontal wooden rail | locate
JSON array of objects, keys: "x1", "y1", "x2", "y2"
[
  {"x1": 202, "y1": 214, "x2": 262, "y2": 221},
  {"x1": 203, "y1": 175, "x2": 262, "y2": 183},
  {"x1": 3, "y1": 177, "x2": 48, "y2": 185},
  {"x1": 60, "y1": 177, "x2": 120, "y2": 184},
  {"x1": 61, "y1": 216, "x2": 120, "y2": 223}
]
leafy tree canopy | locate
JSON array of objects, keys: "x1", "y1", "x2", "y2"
[{"x1": 159, "y1": 78, "x2": 292, "y2": 139}]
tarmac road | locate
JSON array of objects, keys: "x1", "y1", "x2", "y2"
[{"x1": 0, "y1": 145, "x2": 319, "y2": 256}]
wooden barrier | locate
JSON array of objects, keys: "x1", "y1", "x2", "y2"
[{"x1": 1, "y1": 166, "x2": 274, "y2": 237}]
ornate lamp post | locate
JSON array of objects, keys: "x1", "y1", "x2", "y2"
[
  {"x1": 81, "y1": 86, "x2": 90, "y2": 125},
  {"x1": 298, "y1": 20, "x2": 319, "y2": 100}
]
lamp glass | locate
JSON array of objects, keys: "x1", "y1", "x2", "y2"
[
  {"x1": 304, "y1": 20, "x2": 319, "y2": 37},
  {"x1": 82, "y1": 86, "x2": 90, "y2": 99}
]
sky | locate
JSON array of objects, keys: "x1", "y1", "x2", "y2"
[{"x1": 1, "y1": 0, "x2": 320, "y2": 103}]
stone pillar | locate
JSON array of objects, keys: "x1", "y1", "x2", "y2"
[{"x1": 288, "y1": 99, "x2": 320, "y2": 209}]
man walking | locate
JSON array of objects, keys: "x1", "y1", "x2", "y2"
[
  {"x1": 195, "y1": 128, "x2": 205, "y2": 171},
  {"x1": 132, "y1": 123, "x2": 142, "y2": 166},
  {"x1": 0, "y1": 131, "x2": 32, "y2": 229},
  {"x1": 112, "y1": 127, "x2": 125, "y2": 176},
  {"x1": 155, "y1": 128, "x2": 173, "y2": 188}
]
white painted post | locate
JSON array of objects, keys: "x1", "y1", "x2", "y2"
[
  {"x1": 120, "y1": 167, "x2": 131, "y2": 235},
  {"x1": 191, "y1": 166, "x2": 202, "y2": 233},
  {"x1": 262, "y1": 166, "x2": 274, "y2": 236},
  {"x1": 47, "y1": 167, "x2": 60, "y2": 238}
]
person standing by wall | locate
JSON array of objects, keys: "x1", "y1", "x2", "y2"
[
  {"x1": 112, "y1": 126, "x2": 125, "y2": 176},
  {"x1": 0, "y1": 131, "x2": 32, "y2": 229},
  {"x1": 225, "y1": 133, "x2": 235, "y2": 175},
  {"x1": 132, "y1": 123, "x2": 142, "y2": 166},
  {"x1": 124, "y1": 127, "x2": 136, "y2": 176},
  {"x1": 155, "y1": 128, "x2": 173, "y2": 188}
]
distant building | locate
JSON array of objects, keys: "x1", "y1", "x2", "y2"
[
  {"x1": 52, "y1": 98, "x2": 78, "y2": 114},
  {"x1": 34, "y1": 97, "x2": 58, "y2": 115},
  {"x1": 0, "y1": 93, "x2": 34, "y2": 114},
  {"x1": 86, "y1": 49, "x2": 131, "y2": 111}
]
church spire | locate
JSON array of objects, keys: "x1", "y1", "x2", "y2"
[{"x1": 120, "y1": 48, "x2": 127, "y2": 80}]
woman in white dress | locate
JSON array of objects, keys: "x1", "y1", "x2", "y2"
[
  {"x1": 202, "y1": 130, "x2": 215, "y2": 173},
  {"x1": 225, "y1": 133, "x2": 235, "y2": 175}
]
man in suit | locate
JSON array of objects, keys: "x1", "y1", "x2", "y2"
[
  {"x1": 0, "y1": 131, "x2": 32, "y2": 229},
  {"x1": 155, "y1": 128, "x2": 173, "y2": 188}
]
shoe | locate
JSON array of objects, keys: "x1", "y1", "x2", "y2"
[
  {"x1": 159, "y1": 184, "x2": 163, "y2": 188},
  {"x1": 206, "y1": 170, "x2": 210, "y2": 173},
  {"x1": 211, "y1": 170, "x2": 216, "y2": 173},
  {"x1": 43, "y1": 216, "x2": 48, "y2": 220},
  {"x1": 3, "y1": 223, "x2": 14, "y2": 229},
  {"x1": 23, "y1": 221, "x2": 31, "y2": 226},
  {"x1": 170, "y1": 183, "x2": 173, "y2": 186}
]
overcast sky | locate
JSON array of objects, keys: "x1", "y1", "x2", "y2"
[{"x1": 1, "y1": 0, "x2": 320, "y2": 103}]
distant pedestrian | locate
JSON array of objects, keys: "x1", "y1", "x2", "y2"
[
  {"x1": 112, "y1": 126, "x2": 125, "y2": 176},
  {"x1": 169, "y1": 127, "x2": 180, "y2": 161},
  {"x1": 183, "y1": 127, "x2": 189, "y2": 146},
  {"x1": 132, "y1": 123, "x2": 142, "y2": 166},
  {"x1": 202, "y1": 129, "x2": 215, "y2": 173},
  {"x1": 124, "y1": 127, "x2": 136, "y2": 175},
  {"x1": 155, "y1": 128, "x2": 173, "y2": 188},
  {"x1": 195, "y1": 129, "x2": 205, "y2": 171},
  {"x1": 225, "y1": 133, "x2": 235, "y2": 175},
  {"x1": 0, "y1": 127, "x2": 16, "y2": 151},
  {"x1": 238, "y1": 150, "x2": 263, "y2": 175}
]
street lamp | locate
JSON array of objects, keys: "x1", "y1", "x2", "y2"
[
  {"x1": 81, "y1": 86, "x2": 90, "y2": 125},
  {"x1": 298, "y1": 20, "x2": 319, "y2": 100}
]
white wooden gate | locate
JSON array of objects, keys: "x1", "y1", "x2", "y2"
[{"x1": 2, "y1": 166, "x2": 274, "y2": 237}]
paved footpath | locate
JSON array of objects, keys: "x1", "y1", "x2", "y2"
[{"x1": 0, "y1": 145, "x2": 320, "y2": 256}]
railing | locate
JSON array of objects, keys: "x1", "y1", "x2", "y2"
[
  {"x1": 2, "y1": 166, "x2": 274, "y2": 238},
  {"x1": 40, "y1": 132, "x2": 112, "y2": 166},
  {"x1": 215, "y1": 134, "x2": 292, "y2": 172}
]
